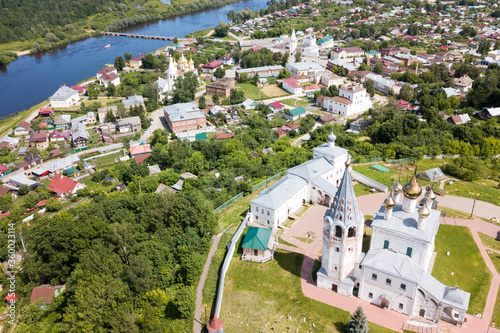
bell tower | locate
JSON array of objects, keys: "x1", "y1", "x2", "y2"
[{"x1": 318, "y1": 161, "x2": 365, "y2": 294}]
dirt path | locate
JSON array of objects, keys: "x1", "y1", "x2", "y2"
[{"x1": 194, "y1": 233, "x2": 222, "y2": 333}]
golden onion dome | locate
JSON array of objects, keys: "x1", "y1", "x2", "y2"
[
  {"x1": 418, "y1": 204, "x2": 431, "y2": 218},
  {"x1": 403, "y1": 174, "x2": 422, "y2": 199},
  {"x1": 425, "y1": 187, "x2": 436, "y2": 201},
  {"x1": 384, "y1": 190, "x2": 396, "y2": 209},
  {"x1": 189, "y1": 58, "x2": 194, "y2": 64},
  {"x1": 393, "y1": 179, "x2": 403, "y2": 193},
  {"x1": 345, "y1": 157, "x2": 351, "y2": 169}
]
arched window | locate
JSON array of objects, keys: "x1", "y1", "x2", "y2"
[
  {"x1": 338, "y1": 213, "x2": 343, "y2": 221},
  {"x1": 335, "y1": 225, "x2": 343, "y2": 238},
  {"x1": 348, "y1": 227, "x2": 356, "y2": 237}
]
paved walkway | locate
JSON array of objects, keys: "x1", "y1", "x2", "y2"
[
  {"x1": 278, "y1": 194, "x2": 500, "y2": 333},
  {"x1": 438, "y1": 195, "x2": 500, "y2": 220},
  {"x1": 193, "y1": 234, "x2": 222, "y2": 333}
]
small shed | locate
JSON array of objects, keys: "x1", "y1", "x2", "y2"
[
  {"x1": 241, "y1": 226, "x2": 276, "y2": 263},
  {"x1": 422, "y1": 167, "x2": 445, "y2": 182}
]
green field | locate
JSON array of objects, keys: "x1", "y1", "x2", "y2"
[
  {"x1": 432, "y1": 225, "x2": 491, "y2": 315},
  {"x1": 479, "y1": 232, "x2": 500, "y2": 252},
  {"x1": 220, "y1": 249, "x2": 397, "y2": 333},
  {"x1": 236, "y1": 83, "x2": 269, "y2": 101}
]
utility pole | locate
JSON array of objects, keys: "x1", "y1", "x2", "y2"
[{"x1": 470, "y1": 195, "x2": 477, "y2": 218}]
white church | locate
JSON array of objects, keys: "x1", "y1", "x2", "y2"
[
  {"x1": 321, "y1": 85, "x2": 372, "y2": 117},
  {"x1": 316, "y1": 165, "x2": 470, "y2": 326},
  {"x1": 250, "y1": 133, "x2": 350, "y2": 229},
  {"x1": 157, "y1": 54, "x2": 198, "y2": 95}
]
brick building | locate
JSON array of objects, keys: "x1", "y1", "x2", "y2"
[
  {"x1": 163, "y1": 102, "x2": 207, "y2": 133},
  {"x1": 206, "y1": 78, "x2": 235, "y2": 98}
]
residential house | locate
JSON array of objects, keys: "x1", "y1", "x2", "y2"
[
  {"x1": 130, "y1": 144, "x2": 151, "y2": 158},
  {"x1": 99, "y1": 72, "x2": 120, "y2": 86},
  {"x1": 38, "y1": 108, "x2": 54, "y2": 118},
  {"x1": 285, "y1": 62, "x2": 325, "y2": 78},
  {"x1": 71, "y1": 122, "x2": 88, "y2": 148},
  {"x1": 0, "y1": 136, "x2": 18, "y2": 149},
  {"x1": 241, "y1": 226, "x2": 276, "y2": 263},
  {"x1": 380, "y1": 46, "x2": 399, "y2": 57},
  {"x1": 30, "y1": 285, "x2": 65, "y2": 309},
  {"x1": 53, "y1": 115, "x2": 72, "y2": 129},
  {"x1": 215, "y1": 132, "x2": 234, "y2": 140},
  {"x1": 327, "y1": 58, "x2": 364, "y2": 76},
  {"x1": 202, "y1": 60, "x2": 224, "y2": 73},
  {"x1": 206, "y1": 78, "x2": 235, "y2": 98},
  {"x1": 122, "y1": 95, "x2": 145, "y2": 109},
  {"x1": 163, "y1": 102, "x2": 207, "y2": 133},
  {"x1": 218, "y1": 54, "x2": 235, "y2": 65},
  {"x1": 49, "y1": 86, "x2": 79, "y2": 108},
  {"x1": 115, "y1": 116, "x2": 142, "y2": 133},
  {"x1": 284, "y1": 107, "x2": 306, "y2": 121},
  {"x1": 447, "y1": 114, "x2": 471, "y2": 125},
  {"x1": 29, "y1": 130, "x2": 48, "y2": 149},
  {"x1": 365, "y1": 50, "x2": 382, "y2": 59},
  {"x1": 48, "y1": 173, "x2": 85, "y2": 197},
  {"x1": 269, "y1": 101, "x2": 285, "y2": 113},
  {"x1": 349, "y1": 118, "x2": 372, "y2": 132},
  {"x1": 49, "y1": 130, "x2": 71, "y2": 143},
  {"x1": 318, "y1": 71, "x2": 344, "y2": 87},
  {"x1": 365, "y1": 73, "x2": 399, "y2": 94},
  {"x1": 478, "y1": 107, "x2": 500, "y2": 120},
  {"x1": 322, "y1": 85, "x2": 372, "y2": 117},
  {"x1": 70, "y1": 85, "x2": 87, "y2": 94},
  {"x1": 72, "y1": 112, "x2": 96, "y2": 125},
  {"x1": 0, "y1": 166, "x2": 10, "y2": 177},
  {"x1": 282, "y1": 77, "x2": 303, "y2": 95},
  {"x1": 453, "y1": 74, "x2": 474, "y2": 93},
  {"x1": 130, "y1": 54, "x2": 146, "y2": 68},
  {"x1": 318, "y1": 113, "x2": 335, "y2": 124},
  {"x1": 241, "y1": 99, "x2": 257, "y2": 109},
  {"x1": 14, "y1": 121, "x2": 31, "y2": 136},
  {"x1": 9, "y1": 174, "x2": 38, "y2": 188},
  {"x1": 235, "y1": 66, "x2": 283, "y2": 80},
  {"x1": 97, "y1": 106, "x2": 118, "y2": 123},
  {"x1": 96, "y1": 67, "x2": 118, "y2": 79},
  {"x1": 24, "y1": 152, "x2": 43, "y2": 167},
  {"x1": 488, "y1": 50, "x2": 500, "y2": 61},
  {"x1": 331, "y1": 47, "x2": 365, "y2": 59}
]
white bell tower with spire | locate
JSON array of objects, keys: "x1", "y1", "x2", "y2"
[{"x1": 290, "y1": 28, "x2": 297, "y2": 54}]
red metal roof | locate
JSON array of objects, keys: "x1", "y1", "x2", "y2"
[{"x1": 48, "y1": 173, "x2": 81, "y2": 195}]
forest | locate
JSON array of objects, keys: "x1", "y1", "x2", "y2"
[{"x1": 6, "y1": 191, "x2": 216, "y2": 332}]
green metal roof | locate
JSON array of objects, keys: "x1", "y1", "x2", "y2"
[
  {"x1": 195, "y1": 133, "x2": 207, "y2": 140},
  {"x1": 371, "y1": 164, "x2": 390, "y2": 172},
  {"x1": 288, "y1": 107, "x2": 306, "y2": 117},
  {"x1": 242, "y1": 227, "x2": 272, "y2": 251},
  {"x1": 63, "y1": 167, "x2": 79, "y2": 175}
]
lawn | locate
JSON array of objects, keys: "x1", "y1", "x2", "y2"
[
  {"x1": 260, "y1": 84, "x2": 289, "y2": 98},
  {"x1": 236, "y1": 83, "x2": 269, "y2": 101},
  {"x1": 479, "y1": 232, "x2": 500, "y2": 252},
  {"x1": 487, "y1": 253, "x2": 500, "y2": 327},
  {"x1": 94, "y1": 151, "x2": 124, "y2": 166},
  {"x1": 220, "y1": 249, "x2": 397, "y2": 333},
  {"x1": 442, "y1": 178, "x2": 500, "y2": 206},
  {"x1": 438, "y1": 206, "x2": 472, "y2": 220},
  {"x1": 280, "y1": 98, "x2": 310, "y2": 108},
  {"x1": 432, "y1": 225, "x2": 492, "y2": 316}
]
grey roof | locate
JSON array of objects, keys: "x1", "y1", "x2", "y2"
[
  {"x1": 129, "y1": 139, "x2": 147, "y2": 147},
  {"x1": 148, "y1": 165, "x2": 161, "y2": 175},
  {"x1": 117, "y1": 116, "x2": 141, "y2": 127},
  {"x1": 313, "y1": 143, "x2": 349, "y2": 160},
  {"x1": 19, "y1": 147, "x2": 28, "y2": 153},
  {"x1": 251, "y1": 175, "x2": 307, "y2": 210},
  {"x1": 72, "y1": 115, "x2": 87, "y2": 124},
  {"x1": 235, "y1": 65, "x2": 283, "y2": 74},
  {"x1": 485, "y1": 107, "x2": 500, "y2": 117},
  {"x1": 423, "y1": 167, "x2": 445, "y2": 181},
  {"x1": 371, "y1": 203, "x2": 440, "y2": 243},
  {"x1": 45, "y1": 154, "x2": 80, "y2": 172},
  {"x1": 241, "y1": 99, "x2": 256, "y2": 108},
  {"x1": 50, "y1": 86, "x2": 78, "y2": 100},
  {"x1": 286, "y1": 61, "x2": 324, "y2": 71},
  {"x1": 362, "y1": 249, "x2": 470, "y2": 311},
  {"x1": 71, "y1": 122, "x2": 88, "y2": 141},
  {"x1": 288, "y1": 157, "x2": 334, "y2": 182},
  {"x1": 122, "y1": 95, "x2": 144, "y2": 105},
  {"x1": 324, "y1": 169, "x2": 364, "y2": 229},
  {"x1": 9, "y1": 175, "x2": 37, "y2": 187},
  {"x1": 163, "y1": 102, "x2": 205, "y2": 122},
  {"x1": 365, "y1": 73, "x2": 396, "y2": 88},
  {"x1": 311, "y1": 177, "x2": 339, "y2": 197}
]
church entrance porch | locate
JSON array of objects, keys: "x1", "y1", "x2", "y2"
[
  {"x1": 380, "y1": 295, "x2": 391, "y2": 309},
  {"x1": 332, "y1": 284, "x2": 338, "y2": 292}
]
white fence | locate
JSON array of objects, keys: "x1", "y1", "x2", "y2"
[{"x1": 213, "y1": 212, "x2": 250, "y2": 318}]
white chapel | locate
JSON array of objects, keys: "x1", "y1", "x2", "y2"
[{"x1": 317, "y1": 165, "x2": 470, "y2": 326}]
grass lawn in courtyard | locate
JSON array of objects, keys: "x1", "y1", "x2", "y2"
[
  {"x1": 432, "y1": 225, "x2": 491, "y2": 315},
  {"x1": 281, "y1": 98, "x2": 310, "y2": 108},
  {"x1": 442, "y1": 178, "x2": 500, "y2": 206},
  {"x1": 260, "y1": 84, "x2": 289, "y2": 98},
  {"x1": 479, "y1": 232, "x2": 500, "y2": 252},
  {"x1": 236, "y1": 83, "x2": 269, "y2": 101},
  {"x1": 220, "y1": 249, "x2": 397, "y2": 333}
]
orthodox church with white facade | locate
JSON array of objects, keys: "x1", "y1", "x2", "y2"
[
  {"x1": 317, "y1": 165, "x2": 470, "y2": 326},
  {"x1": 157, "y1": 54, "x2": 198, "y2": 95},
  {"x1": 249, "y1": 132, "x2": 349, "y2": 229},
  {"x1": 321, "y1": 85, "x2": 372, "y2": 117}
]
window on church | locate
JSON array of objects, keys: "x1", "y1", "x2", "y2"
[
  {"x1": 406, "y1": 247, "x2": 413, "y2": 258},
  {"x1": 386, "y1": 278, "x2": 391, "y2": 286},
  {"x1": 348, "y1": 227, "x2": 356, "y2": 238},
  {"x1": 335, "y1": 226, "x2": 342, "y2": 238},
  {"x1": 267, "y1": 211, "x2": 270, "y2": 216},
  {"x1": 399, "y1": 303, "x2": 404, "y2": 310},
  {"x1": 368, "y1": 292, "x2": 373, "y2": 299},
  {"x1": 400, "y1": 283, "x2": 406, "y2": 291},
  {"x1": 383, "y1": 240, "x2": 389, "y2": 249},
  {"x1": 359, "y1": 265, "x2": 362, "y2": 269},
  {"x1": 371, "y1": 274, "x2": 377, "y2": 281},
  {"x1": 336, "y1": 247, "x2": 339, "y2": 252}
]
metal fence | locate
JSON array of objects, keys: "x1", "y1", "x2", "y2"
[
  {"x1": 213, "y1": 192, "x2": 244, "y2": 214},
  {"x1": 251, "y1": 171, "x2": 286, "y2": 191},
  {"x1": 213, "y1": 212, "x2": 249, "y2": 318},
  {"x1": 351, "y1": 157, "x2": 412, "y2": 164}
]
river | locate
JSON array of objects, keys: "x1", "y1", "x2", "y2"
[{"x1": 0, "y1": 0, "x2": 268, "y2": 118}]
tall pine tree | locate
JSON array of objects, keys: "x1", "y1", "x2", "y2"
[{"x1": 346, "y1": 307, "x2": 368, "y2": 333}]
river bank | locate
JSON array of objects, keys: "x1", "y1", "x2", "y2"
[{"x1": 1, "y1": 0, "x2": 247, "y2": 68}]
